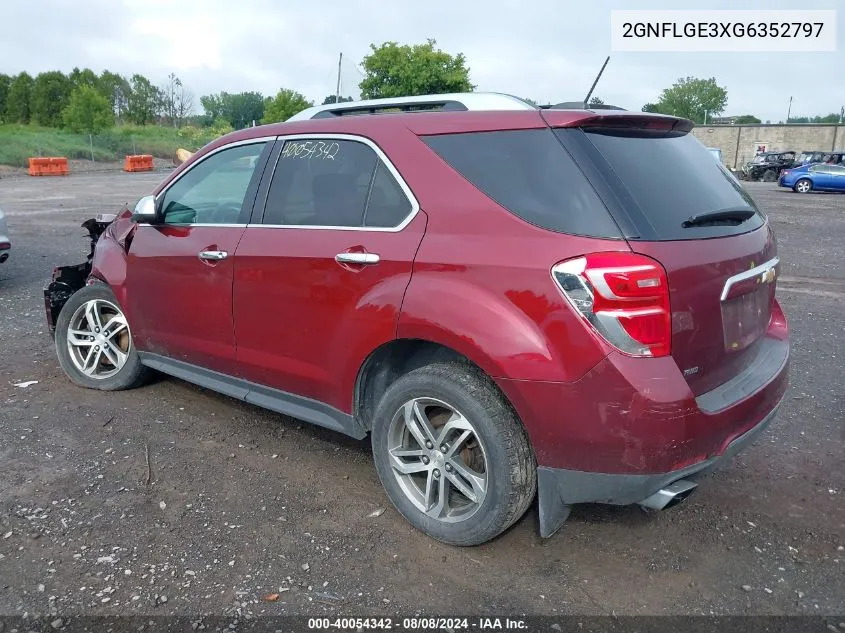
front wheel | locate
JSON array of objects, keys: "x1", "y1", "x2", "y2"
[
  {"x1": 371, "y1": 362, "x2": 536, "y2": 546},
  {"x1": 762, "y1": 169, "x2": 777, "y2": 182},
  {"x1": 55, "y1": 284, "x2": 149, "y2": 390},
  {"x1": 794, "y1": 178, "x2": 812, "y2": 193}
]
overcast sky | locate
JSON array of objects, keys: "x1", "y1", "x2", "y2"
[{"x1": 1, "y1": 0, "x2": 842, "y2": 122}]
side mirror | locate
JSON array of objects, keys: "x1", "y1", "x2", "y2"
[{"x1": 132, "y1": 195, "x2": 157, "y2": 223}]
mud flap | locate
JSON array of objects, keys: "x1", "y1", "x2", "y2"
[{"x1": 537, "y1": 467, "x2": 572, "y2": 538}]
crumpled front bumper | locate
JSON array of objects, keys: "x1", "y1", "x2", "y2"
[{"x1": 536, "y1": 401, "x2": 781, "y2": 537}]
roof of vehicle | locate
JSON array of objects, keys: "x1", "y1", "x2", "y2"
[{"x1": 212, "y1": 107, "x2": 688, "y2": 145}]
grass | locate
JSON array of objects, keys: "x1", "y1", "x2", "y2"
[{"x1": 0, "y1": 124, "x2": 222, "y2": 168}]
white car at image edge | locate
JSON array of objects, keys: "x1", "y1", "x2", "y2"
[{"x1": 0, "y1": 207, "x2": 10, "y2": 263}]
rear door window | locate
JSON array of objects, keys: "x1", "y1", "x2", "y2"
[
  {"x1": 422, "y1": 129, "x2": 621, "y2": 238},
  {"x1": 568, "y1": 129, "x2": 764, "y2": 240},
  {"x1": 262, "y1": 138, "x2": 414, "y2": 229}
]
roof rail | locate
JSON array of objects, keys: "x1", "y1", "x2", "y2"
[{"x1": 287, "y1": 92, "x2": 537, "y2": 122}]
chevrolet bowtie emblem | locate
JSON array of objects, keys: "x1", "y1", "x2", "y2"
[{"x1": 760, "y1": 267, "x2": 777, "y2": 284}]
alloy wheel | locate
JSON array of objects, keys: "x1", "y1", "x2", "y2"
[
  {"x1": 66, "y1": 299, "x2": 131, "y2": 379},
  {"x1": 387, "y1": 397, "x2": 489, "y2": 523},
  {"x1": 796, "y1": 179, "x2": 811, "y2": 193}
]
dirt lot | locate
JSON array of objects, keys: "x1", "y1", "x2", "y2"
[{"x1": 0, "y1": 173, "x2": 843, "y2": 619}]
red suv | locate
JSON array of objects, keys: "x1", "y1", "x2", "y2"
[{"x1": 45, "y1": 93, "x2": 789, "y2": 546}]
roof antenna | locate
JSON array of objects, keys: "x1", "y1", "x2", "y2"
[{"x1": 583, "y1": 56, "x2": 610, "y2": 108}]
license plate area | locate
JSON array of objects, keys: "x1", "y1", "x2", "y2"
[{"x1": 722, "y1": 279, "x2": 775, "y2": 352}]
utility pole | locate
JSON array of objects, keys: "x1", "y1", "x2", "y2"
[
  {"x1": 704, "y1": 110, "x2": 708, "y2": 124},
  {"x1": 786, "y1": 96, "x2": 793, "y2": 123},
  {"x1": 839, "y1": 106, "x2": 844, "y2": 124},
  {"x1": 335, "y1": 52, "x2": 343, "y2": 103}
]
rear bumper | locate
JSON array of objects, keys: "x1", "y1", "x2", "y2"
[
  {"x1": 495, "y1": 303, "x2": 789, "y2": 537},
  {"x1": 535, "y1": 400, "x2": 781, "y2": 536}
]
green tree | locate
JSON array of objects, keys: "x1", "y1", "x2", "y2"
[
  {"x1": 201, "y1": 91, "x2": 265, "y2": 128},
  {"x1": 62, "y1": 85, "x2": 114, "y2": 133},
  {"x1": 589, "y1": 96, "x2": 605, "y2": 106},
  {"x1": 651, "y1": 76, "x2": 727, "y2": 123},
  {"x1": 31, "y1": 71, "x2": 72, "y2": 126},
  {"x1": 0, "y1": 73, "x2": 11, "y2": 122},
  {"x1": 126, "y1": 74, "x2": 161, "y2": 125},
  {"x1": 200, "y1": 93, "x2": 225, "y2": 120},
  {"x1": 225, "y1": 91, "x2": 264, "y2": 127},
  {"x1": 262, "y1": 88, "x2": 312, "y2": 123},
  {"x1": 734, "y1": 114, "x2": 761, "y2": 124},
  {"x1": 359, "y1": 39, "x2": 474, "y2": 99},
  {"x1": 69, "y1": 67, "x2": 99, "y2": 90},
  {"x1": 99, "y1": 71, "x2": 131, "y2": 120},
  {"x1": 642, "y1": 102, "x2": 663, "y2": 113},
  {"x1": 321, "y1": 95, "x2": 353, "y2": 105},
  {"x1": 6, "y1": 72, "x2": 34, "y2": 123}
]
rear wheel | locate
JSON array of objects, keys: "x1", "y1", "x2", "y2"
[
  {"x1": 371, "y1": 362, "x2": 536, "y2": 546},
  {"x1": 762, "y1": 169, "x2": 777, "y2": 182},
  {"x1": 55, "y1": 284, "x2": 149, "y2": 390},
  {"x1": 794, "y1": 178, "x2": 812, "y2": 193}
]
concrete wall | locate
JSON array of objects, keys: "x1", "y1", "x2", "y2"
[{"x1": 692, "y1": 124, "x2": 845, "y2": 169}]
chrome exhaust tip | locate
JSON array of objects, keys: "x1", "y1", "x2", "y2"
[{"x1": 638, "y1": 479, "x2": 698, "y2": 511}]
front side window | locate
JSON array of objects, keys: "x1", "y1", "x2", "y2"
[
  {"x1": 262, "y1": 138, "x2": 413, "y2": 228},
  {"x1": 159, "y1": 142, "x2": 267, "y2": 225}
]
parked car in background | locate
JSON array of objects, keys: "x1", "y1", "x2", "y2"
[
  {"x1": 0, "y1": 207, "x2": 10, "y2": 264},
  {"x1": 821, "y1": 151, "x2": 845, "y2": 166},
  {"x1": 779, "y1": 163, "x2": 845, "y2": 193},
  {"x1": 794, "y1": 150, "x2": 828, "y2": 166},
  {"x1": 43, "y1": 93, "x2": 789, "y2": 545},
  {"x1": 740, "y1": 151, "x2": 797, "y2": 181}
]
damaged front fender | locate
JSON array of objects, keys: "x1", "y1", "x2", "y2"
[{"x1": 43, "y1": 214, "x2": 119, "y2": 336}]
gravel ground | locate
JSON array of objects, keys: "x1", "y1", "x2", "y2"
[{"x1": 0, "y1": 173, "x2": 843, "y2": 619}]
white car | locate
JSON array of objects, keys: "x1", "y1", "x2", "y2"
[{"x1": 0, "y1": 207, "x2": 9, "y2": 264}]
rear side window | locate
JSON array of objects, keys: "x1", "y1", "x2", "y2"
[
  {"x1": 423, "y1": 129, "x2": 621, "y2": 238},
  {"x1": 576, "y1": 130, "x2": 764, "y2": 240},
  {"x1": 364, "y1": 163, "x2": 412, "y2": 228}
]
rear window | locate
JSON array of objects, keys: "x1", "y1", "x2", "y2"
[
  {"x1": 574, "y1": 130, "x2": 764, "y2": 240},
  {"x1": 422, "y1": 129, "x2": 621, "y2": 238}
]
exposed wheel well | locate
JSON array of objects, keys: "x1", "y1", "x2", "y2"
[{"x1": 355, "y1": 339, "x2": 494, "y2": 432}]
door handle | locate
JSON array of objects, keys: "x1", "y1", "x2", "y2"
[
  {"x1": 198, "y1": 250, "x2": 228, "y2": 261},
  {"x1": 335, "y1": 252, "x2": 380, "y2": 265}
]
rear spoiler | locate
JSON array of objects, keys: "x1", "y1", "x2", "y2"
[{"x1": 542, "y1": 109, "x2": 694, "y2": 134}]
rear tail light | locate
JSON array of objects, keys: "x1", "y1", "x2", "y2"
[{"x1": 552, "y1": 252, "x2": 671, "y2": 357}]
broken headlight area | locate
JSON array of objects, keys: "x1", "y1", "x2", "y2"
[{"x1": 44, "y1": 214, "x2": 117, "y2": 336}]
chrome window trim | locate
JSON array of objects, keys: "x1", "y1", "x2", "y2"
[
  {"x1": 137, "y1": 223, "x2": 248, "y2": 229},
  {"x1": 153, "y1": 136, "x2": 276, "y2": 215},
  {"x1": 719, "y1": 256, "x2": 780, "y2": 301},
  {"x1": 253, "y1": 133, "x2": 420, "y2": 233}
]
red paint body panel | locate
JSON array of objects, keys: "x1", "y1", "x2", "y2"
[
  {"x1": 122, "y1": 225, "x2": 245, "y2": 373},
  {"x1": 498, "y1": 299, "x2": 788, "y2": 473},
  {"x1": 232, "y1": 213, "x2": 427, "y2": 412}
]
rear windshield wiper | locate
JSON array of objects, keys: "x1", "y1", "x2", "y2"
[{"x1": 682, "y1": 208, "x2": 755, "y2": 228}]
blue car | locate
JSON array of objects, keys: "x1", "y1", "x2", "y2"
[{"x1": 778, "y1": 163, "x2": 845, "y2": 193}]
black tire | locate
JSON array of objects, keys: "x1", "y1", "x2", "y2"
[
  {"x1": 793, "y1": 178, "x2": 813, "y2": 194},
  {"x1": 371, "y1": 362, "x2": 536, "y2": 546},
  {"x1": 762, "y1": 169, "x2": 777, "y2": 182},
  {"x1": 55, "y1": 283, "x2": 149, "y2": 391}
]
